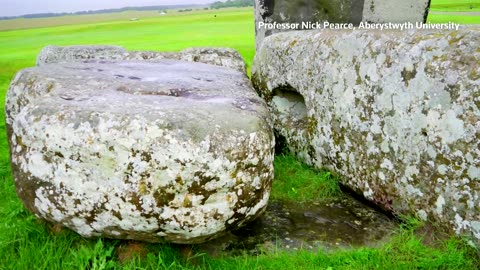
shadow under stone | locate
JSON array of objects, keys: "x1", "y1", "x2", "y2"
[{"x1": 195, "y1": 196, "x2": 397, "y2": 256}]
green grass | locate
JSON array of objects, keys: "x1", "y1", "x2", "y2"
[
  {"x1": 206, "y1": 222, "x2": 479, "y2": 270},
  {"x1": 0, "y1": 4, "x2": 479, "y2": 270},
  {"x1": 1, "y1": 172, "x2": 479, "y2": 269},
  {"x1": 0, "y1": 7, "x2": 249, "y2": 32},
  {"x1": 0, "y1": 8, "x2": 255, "y2": 78},
  {"x1": 428, "y1": 14, "x2": 480, "y2": 24},
  {"x1": 271, "y1": 155, "x2": 342, "y2": 203},
  {"x1": 428, "y1": 0, "x2": 480, "y2": 23},
  {"x1": 428, "y1": 0, "x2": 480, "y2": 24},
  {"x1": 430, "y1": 0, "x2": 480, "y2": 12},
  {"x1": 0, "y1": 10, "x2": 163, "y2": 31}
]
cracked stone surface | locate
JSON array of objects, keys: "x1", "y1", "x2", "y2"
[
  {"x1": 6, "y1": 58, "x2": 274, "y2": 244},
  {"x1": 254, "y1": 0, "x2": 431, "y2": 49},
  {"x1": 252, "y1": 27, "x2": 480, "y2": 241},
  {"x1": 37, "y1": 45, "x2": 247, "y2": 74}
]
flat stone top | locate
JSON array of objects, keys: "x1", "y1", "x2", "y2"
[
  {"x1": 36, "y1": 45, "x2": 247, "y2": 74},
  {"x1": 9, "y1": 60, "x2": 269, "y2": 140}
]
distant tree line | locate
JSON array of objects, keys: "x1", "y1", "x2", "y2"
[
  {"x1": 210, "y1": 0, "x2": 254, "y2": 9},
  {"x1": 0, "y1": 4, "x2": 204, "y2": 20}
]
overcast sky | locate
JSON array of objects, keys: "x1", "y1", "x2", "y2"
[{"x1": 1, "y1": 0, "x2": 216, "y2": 17}]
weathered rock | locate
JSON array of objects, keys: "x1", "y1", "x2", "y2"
[
  {"x1": 252, "y1": 27, "x2": 480, "y2": 240},
  {"x1": 178, "y1": 47, "x2": 247, "y2": 74},
  {"x1": 6, "y1": 59, "x2": 274, "y2": 244},
  {"x1": 254, "y1": 0, "x2": 431, "y2": 49},
  {"x1": 37, "y1": 45, "x2": 247, "y2": 73},
  {"x1": 362, "y1": 0, "x2": 430, "y2": 23},
  {"x1": 36, "y1": 45, "x2": 127, "y2": 64}
]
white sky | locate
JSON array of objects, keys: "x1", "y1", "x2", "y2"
[{"x1": 0, "y1": 0, "x2": 217, "y2": 17}]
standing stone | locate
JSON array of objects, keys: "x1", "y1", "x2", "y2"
[
  {"x1": 6, "y1": 56, "x2": 274, "y2": 244},
  {"x1": 254, "y1": 0, "x2": 431, "y2": 49},
  {"x1": 362, "y1": 0, "x2": 431, "y2": 24},
  {"x1": 252, "y1": 27, "x2": 480, "y2": 241}
]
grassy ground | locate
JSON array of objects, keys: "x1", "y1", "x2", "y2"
[
  {"x1": 428, "y1": 14, "x2": 480, "y2": 24},
  {"x1": 428, "y1": 0, "x2": 480, "y2": 23},
  {"x1": 0, "y1": 10, "x2": 163, "y2": 32},
  {"x1": 1, "y1": 156, "x2": 478, "y2": 269},
  {"x1": 0, "y1": 7, "x2": 245, "y2": 32},
  {"x1": 271, "y1": 155, "x2": 341, "y2": 203},
  {"x1": 430, "y1": 0, "x2": 480, "y2": 12},
  {"x1": 0, "y1": 4, "x2": 479, "y2": 270}
]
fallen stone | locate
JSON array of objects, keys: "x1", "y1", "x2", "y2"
[
  {"x1": 6, "y1": 59, "x2": 274, "y2": 244},
  {"x1": 36, "y1": 45, "x2": 127, "y2": 64},
  {"x1": 252, "y1": 27, "x2": 480, "y2": 241},
  {"x1": 178, "y1": 47, "x2": 247, "y2": 74},
  {"x1": 37, "y1": 45, "x2": 247, "y2": 73},
  {"x1": 254, "y1": 0, "x2": 431, "y2": 49}
]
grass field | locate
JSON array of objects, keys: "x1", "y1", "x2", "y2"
[
  {"x1": 430, "y1": 0, "x2": 480, "y2": 12},
  {"x1": 429, "y1": 0, "x2": 480, "y2": 23},
  {"x1": 0, "y1": 2, "x2": 479, "y2": 269}
]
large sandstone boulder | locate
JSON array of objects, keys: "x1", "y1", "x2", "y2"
[
  {"x1": 254, "y1": 0, "x2": 431, "y2": 49},
  {"x1": 6, "y1": 58, "x2": 274, "y2": 244},
  {"x1": 252, "y1": 27, "x2": 480, "y2": 240},
  {"x1": 37, "y1": 45, "x2": 247, "y2": 74}
]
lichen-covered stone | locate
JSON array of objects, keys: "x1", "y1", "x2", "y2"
[
  {"x1": 37, "y1": 45, "x2": 247, "y2": 73},
  {"x1": 6, "y1": 59, "x2": 274, "y2": 244},
  {"x1": 252, "y1": 27, "x2": 480, "y2": 240},
  {"x1": 36, "y1": 45, "x2": 128, "y2": 64},
  {"x1": 362, "y1": 0, "x2": 430, "y2": 24},
  {"x1": 178, "y1": 47, "x2": 247, "y2": 74},
  {"x1": 254, "y1": 0, "x2": 430, "y2": 49}
]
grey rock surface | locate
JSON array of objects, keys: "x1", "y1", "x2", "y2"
[
  {"x1": 6, "y1": 59, "x2": 274, "y2": 243},
  {"x1": 36, "y1": 45, "x2": 127, "y2": 64},
  {"x1": 37, "y1": 45, "x2": 247, "y2": 73},
  {"x1": 252, "y1": 27, "x2": 480, "y2": 240},
  {"x1": 254, "y1": 0, "x2": 431, "y2": 49}
]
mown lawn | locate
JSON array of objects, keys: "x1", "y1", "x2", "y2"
[
  {"x1": 430, "y1": 0, "x2": 480, "y2": 12},
  {"x1": 428, "y1": 0, "x2": 480, "y2": 23},
  {"x1": 0, "y1": 4, "x2": 479, "y2": 270}
]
